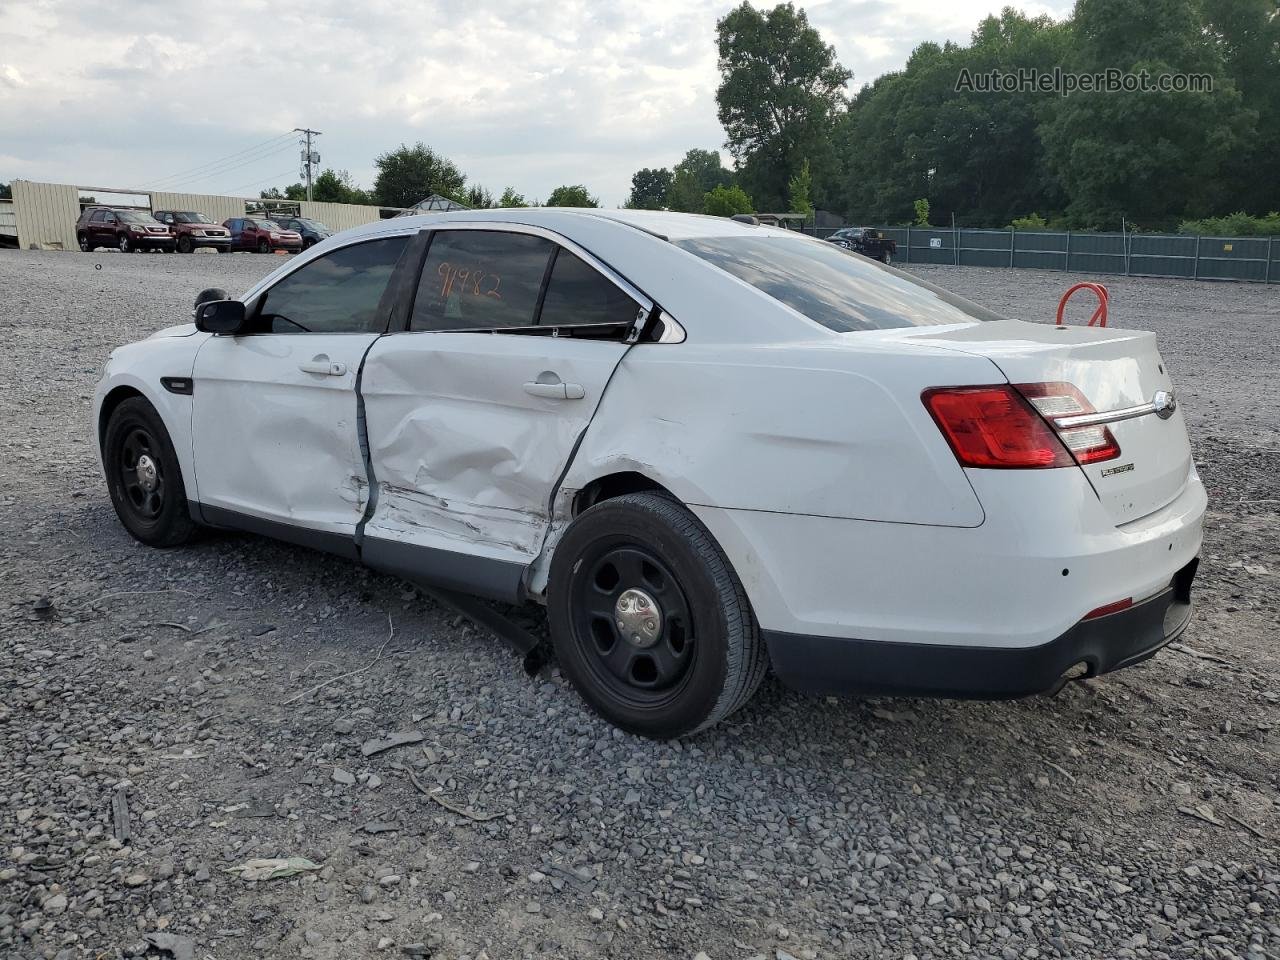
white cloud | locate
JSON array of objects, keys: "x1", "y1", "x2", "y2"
[{"x1": 0, "y1": 0, "x2": 1072, "y2": 204}]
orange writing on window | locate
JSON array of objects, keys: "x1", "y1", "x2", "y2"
[{"x1": 438, "y1": 261, "x2": 502, "y2": 301}]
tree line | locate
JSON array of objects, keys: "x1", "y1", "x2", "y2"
[{"x1": 254, "y1": 0, "x2": 1279, "y2": 234}]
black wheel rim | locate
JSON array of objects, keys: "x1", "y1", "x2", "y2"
[
  {"x1": 117, "y1": 427, "x2": 165, "y2": 521},
  {"x1": 569, "y1": 543, "x2": 696, "y2": 706}
]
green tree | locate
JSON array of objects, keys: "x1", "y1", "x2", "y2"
[
  {"x1": 497, "y1": 186, "x2": 529, "y2": 207},
  {"x1": 1010, "y1": 212, "x2": 1048, "y2": 230},
  {"x1": 626, "y1": 167, "x2": 673, "y2": 209},
  {"x1": 913, "y1": 198, "x2": 931, "y2": 225},
  {"x1": 546, "y1": 184, "x2": 599, "y2": 207},
  {"x1": 715, "y1": 2, "x2": 851, "y2": 210},
  {"x1": 260, "y1": 184, "x2": 306, "y2": 201},
  {"x1": 462, "y1": 185, "x2": 496, "y2": 208},
  {"x1": 666, "y1": 168, "x2": 704, "y2": 213},
  {"x1": 309, "y1": 169, "x2": 372, "y2": 204},
  {"x1": 1039, "y1": 0, "x2": 1252, "y2": 228},
  {"x1": 372, "y1": 142, "x2": 467, "y2": 208},
  {"x1": 704, "y1": 184, "x2": 754, "y2": 217},
  {"x1": 788, "y1": 159, "x2": 813, "y2": 218}
]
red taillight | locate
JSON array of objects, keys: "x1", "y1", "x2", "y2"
[
  {"x1": 1015, "y1": 382, "x2": 1121, "y2": 464},
  {"x1": 923, "y1": 386, "x2": 1075, "y2": 468},
  {"x1": 1083, "y1": 597, "x2": 1133, "y2": 620}
]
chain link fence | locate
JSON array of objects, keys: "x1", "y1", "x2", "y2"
[{"x1": 806, "y1": 226, "x2": 1279, "y2": 283}]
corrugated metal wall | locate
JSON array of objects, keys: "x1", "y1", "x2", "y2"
[
  {"x1": 11, "y1": 179, "x2": 403, "y2": 251},
  {"x1": 149, "y1": 191, "x2": 245, "y2": 225},
  {"x1": 12, "y1": 180, "x2": 81, "y2": 250},
  {"x1": 297, "y1": 201, "x2": 383, "y2": 232}
]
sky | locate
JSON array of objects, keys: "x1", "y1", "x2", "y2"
[{"x1": 0, "y1": 0, "x2": 1073, "y2": 208}]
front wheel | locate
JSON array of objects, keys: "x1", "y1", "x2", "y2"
[
  {"x1": 547, "y1": 492, "x2": 767, "y2": 738},
  {"x1": 257, "y1": 239, "x2": 270, "y2": 254},
  {"x1": 177, "y1": 235, "x2": 193, "y2": 253},
  {"x1": 882, "y1": 251, "x2": 892, "y2": 265},
  {"x1": 103, "y1": 398, "x2": 198, "y2": 547},
  {"x1": 117, "y1": 234, "x2": 132, "y2": 253}
]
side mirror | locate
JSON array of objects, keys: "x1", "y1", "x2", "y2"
[{"x1": 195, "y1": 299, "x2": 247, "y2": 334}]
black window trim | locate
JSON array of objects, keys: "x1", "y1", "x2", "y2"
[{"x1": 397, "y1": 223, "x2": 654, "y2": 339}]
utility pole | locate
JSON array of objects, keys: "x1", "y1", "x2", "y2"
[{"x1": 294, "y1": 127, "x2": 322, "y2": 202}]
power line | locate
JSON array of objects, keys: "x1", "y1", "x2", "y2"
[
  {"x1": 144, "y1": 132, "x2": 295, "y2": 189},
  {"x1": 155, "y1": 142, "x2": 299, "y2": 192},
  {"x1": 226, "y1": 168, "x2": 299, "y2": 195}
]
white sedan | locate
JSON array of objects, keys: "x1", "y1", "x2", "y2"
[{"x1": 94, "y1": 209, "x2": 1205, "y2": 738}]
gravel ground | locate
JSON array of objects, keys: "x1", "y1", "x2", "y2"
[{"x1": 1, "y1": 249, "x2": 1277, "y2": 960}]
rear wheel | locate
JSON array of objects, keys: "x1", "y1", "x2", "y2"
[
  {"x1": 103, "y1": 397, "x2": 198, "y2": 547},
  {"x1": 548, "y1": 492, "x2": 767, "y2": 738},
  {"x1": 78, "y1": 233, "x2": 92, "y2": 252}
]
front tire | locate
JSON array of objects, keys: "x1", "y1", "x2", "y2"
[
  {"x1": 103, "y1": 398, "x2": 198, "y2": 547},
  {"x1": 257, "y1": 239, "x2": 270, "y2": 254},
  {"x1": 882, "y1": 252, "x2": 892, "y2": 265},
  {"x1": 547, "y1": 492, "x2": 767, "y2": 738},
  {"x1": 117, "y1": 234, "x2": 132, "y2": 253},
  {"x1": 177, "y1": 235, "x2": 193, "y2": 253}
]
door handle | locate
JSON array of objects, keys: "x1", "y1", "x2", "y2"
[
  {"x1": 523, "y1": 380, "x2": 586, "y2": 400},
  {"x1": 299, "y1": 355, "x2": 346, "y2": 376}
]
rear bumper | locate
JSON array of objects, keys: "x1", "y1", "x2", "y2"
[{"x1": 767, "y1": 557, "x2": 1198, "y2": 698}]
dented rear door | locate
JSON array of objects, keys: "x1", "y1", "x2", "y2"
[{"x1": 359, "y1": 226, "x2": 647, "y2": 600}]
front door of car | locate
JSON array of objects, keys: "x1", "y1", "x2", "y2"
[
  {"x1": 190, "y1": 234, "x2": 411, "y2": 552},
  {"x1": 359, "y1": 227, "x2": 647, "y2": 601},
  {"x1": 97, "y1": 211, "x2": 117, "y2": 244}
]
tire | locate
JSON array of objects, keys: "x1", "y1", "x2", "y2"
[
  {"x1": 177, "y1": 235, "x2": 193, "y2": 254},
  {"x1": 303, "y1": 238, "x2": 316, "y2": 250},
  {"x1": 882, "y1": 252, "x2": 892, "y2": 265},
  {"x1": 257, "y1": 239, "x2": 270, "y2": 254},
  {"x1": 117, "y1": 233, "x2": 132, "y2": 253},
  {"x1": 216, "y1": 246, "x2": 230, "y2": 254},
  {"x1": 103, "y1": 397, "x2": 199, "y2": 547},
  {"x1": 78, "y1": 233, "x2": 92, "y2": 252},
  {"x1": 547, "y1": 492, "x2": 767, "y2": 738}
]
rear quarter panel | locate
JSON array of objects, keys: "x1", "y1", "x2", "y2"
[{"x1": 560, "y1": 339, "x2": 1003, "y2": 527}]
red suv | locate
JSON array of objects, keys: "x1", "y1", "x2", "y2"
[
  {"x1": 223, "y1": 217, "x2": 303, "y2": 253},
  {"x1": 153, "y1": 210, "x2": 232, "y2": 254},
  {"x1": 76, "y1": 207, "x2": 175, "y2": 253}
]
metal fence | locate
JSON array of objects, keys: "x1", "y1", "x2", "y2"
[{"x1": 807, "y1": 226, "x2": 1280, "y2": 283}]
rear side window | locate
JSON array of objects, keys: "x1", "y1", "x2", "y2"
[
  {"x1": 411, "y1": 230, "x2": 553, "y2": 331},
  {"x1": 256, "y1": 236, "x2": 408, "y2": 334},
  {"x1": 675, "y1": 236, "x2": 1006, "y2": 331},
  {"x1": 538, "y1": 250, "x2": 639, "y2": 328}
]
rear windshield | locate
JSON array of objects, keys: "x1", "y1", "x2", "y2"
[{"x1": 675, "y1": 236, "x2": 1006, "y2": 331}]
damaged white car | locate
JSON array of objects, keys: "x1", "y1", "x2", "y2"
[{"x1": 94, "y1": 209, "x2": 1205, "y2": 738}]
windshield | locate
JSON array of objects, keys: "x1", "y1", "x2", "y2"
[
  {"x1": 675, "y1": 235, "x2": 1006, "y2": 331},
  {"x1": 256, "y1": 220, "x2": 281, "y2": 230},
  {"x1": 296, "y1": 219, "x2": 327, "y2": 230},
  {"x1": 175, "y1": 212, "x2": 212, "y2": 224},
  {"x1": 118, "y1": 211, "x2": 157, "y2": 224}
]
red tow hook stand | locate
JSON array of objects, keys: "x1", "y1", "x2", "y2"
[{"x1": 1056, "y1": 282, "x2": 1109, "y2": 327}]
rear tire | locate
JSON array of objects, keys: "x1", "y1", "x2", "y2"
[
  {"x1": 78, "y1": 233, "x2": 92, "y2": 252},
  {"x1": 548, "y1": 492, "x2": 767, "y2": 739},
  {"x1": 103, "y1": 397, "x2": 199, "y2": 547}
]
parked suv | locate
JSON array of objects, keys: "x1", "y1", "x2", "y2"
[
  {"x1": 223, "y1": 217, "x2": 303, "y2": 253},
  {"x1": 272, "y1": 217, "x2": 332, "y2": 249},
  {"x1": 153, "y1": 211, "x2": 232, "y2": 254},
  {"x1": 77, "y1": 207, "x2": 175, "y2": 253}
]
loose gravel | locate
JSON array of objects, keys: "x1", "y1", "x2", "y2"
[{"x1": 1, "y1": 249, "x2": 1277, "y2": 960}]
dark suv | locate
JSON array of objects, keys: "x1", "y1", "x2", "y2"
[
  {"x1": 77, "y1": 207, "x2": 175, "y2": 253},
  {"x1": 152, "y1": 210, "x2": 232, "y2": 254},
  {"x1": 223, "y1": 217, "x2": 303, "y2": 253},
  {"x1": 272, "y1": 217, "x2": 332, "y2": 249}
]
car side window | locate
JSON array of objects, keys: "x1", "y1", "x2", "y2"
[
  {"x1": 255, "y1": 236, "x2": 409, "y2": 334},
  {"x1": 538, "y1": 249, "x2": 640, "y2": 328},
  {"x1": 411, "y1": 230, "x2": 553, "y2": 332},
  {"x1": 104, "y1": 212, "x2": 116, "y2": 224}
]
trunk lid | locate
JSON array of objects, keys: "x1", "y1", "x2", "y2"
[{"x1": 912, "y1": 319, "x2": 1193, "y2": 525}]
